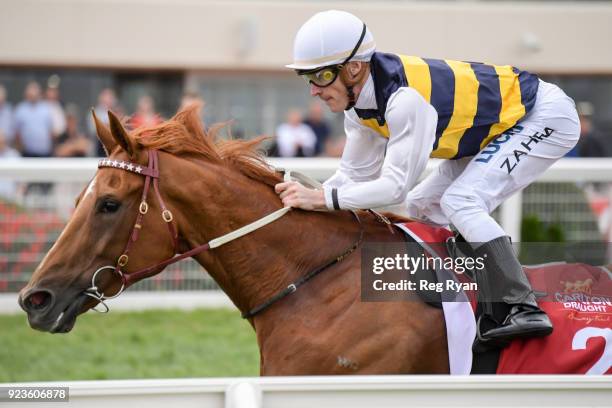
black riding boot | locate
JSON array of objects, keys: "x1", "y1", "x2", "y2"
[{"x1": 474, "y1": 236, "x2": 553, "y2": 347}]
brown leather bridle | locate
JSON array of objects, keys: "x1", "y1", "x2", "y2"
[
  {"x1": 85, "y1": 149, "x2": 210, "y2": 310},
  {"x1": 84, "y1": 149, "x2": 364, "y2": 318}
]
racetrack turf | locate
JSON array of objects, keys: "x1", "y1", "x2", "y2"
[{"x1": 0, "y1": 308, "x2": 259, "y2": 382}]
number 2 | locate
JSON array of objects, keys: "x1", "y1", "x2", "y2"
[{"x1": 572, "y1": 327, "x2": 612, "y2": 375}]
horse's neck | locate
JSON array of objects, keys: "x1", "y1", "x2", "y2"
[{"x1": 172, "y1": 160, "x2": 361, "y2": 314}]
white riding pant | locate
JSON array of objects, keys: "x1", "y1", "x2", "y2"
[{"x1": 404, "y1": 80, "x2": 580, "y2": 245}]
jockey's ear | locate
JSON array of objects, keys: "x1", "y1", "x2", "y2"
[
  {"x1": 107, "y1": 110, "x2": 137, "y2": 158},
  {"x1": 341, "y1": 61, "x2": 369, "y2": 86},
  {"x1": 91, "y1": 109, "x2": 116, "y2": 156}
]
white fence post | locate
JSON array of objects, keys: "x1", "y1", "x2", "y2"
[{"x1": 225, "y1": 381, "x2": 262, "y2": 408}]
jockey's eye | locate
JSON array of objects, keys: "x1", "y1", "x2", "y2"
[{"x1": 97, "y1": 198, "x2": 121, "y2": 214}]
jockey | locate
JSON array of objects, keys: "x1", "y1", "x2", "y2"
[{"x1": 275, "y1": 10, "x2": 581, "y2": 347}]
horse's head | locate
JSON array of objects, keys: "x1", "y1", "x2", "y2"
[
  {"x1": 19, "y1": 104, "x2": 296, "y2": 331},
  {"x1": 18, "y1": 111, "x2": 177, "y2": 333}
]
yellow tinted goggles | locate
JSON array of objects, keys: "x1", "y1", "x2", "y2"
[{"x1": 299, "y1": 66, "x2": 341, "y2": 88}]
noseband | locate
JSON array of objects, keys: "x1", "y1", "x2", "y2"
[{"x1": 84, "y1": 150, "x2": 364, "y2": 318}]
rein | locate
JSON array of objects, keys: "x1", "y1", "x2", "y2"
[{"x1": 84, "y1": 150, "x2": 364, "y2": 319}]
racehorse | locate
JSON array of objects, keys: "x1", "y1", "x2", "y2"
[{"x1": 18, "y1": 105, "x2": 450, "y2": 375}]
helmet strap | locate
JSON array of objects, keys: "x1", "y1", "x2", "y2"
[{"x1": 345, "y1": 85, "x2": 357, "y2": 110}]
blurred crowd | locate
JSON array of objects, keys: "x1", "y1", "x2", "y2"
[
  {"x1": 0, "y1": 77, "x2": 611, "y2": 167},
  {"x1": 0, "y1": 79, "x2": 345, "y2": 164},
  {"x1": 0, "y1": 80, "x2": 175, "y2": 160}
]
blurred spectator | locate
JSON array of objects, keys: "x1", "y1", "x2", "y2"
[
  {"x1": 55, "y1": 105, "x2": 91, "y2": 157},
  {"x1": 0, "y1": 85, "x2": 14, "y2": 144},
  {"x1": 130, "y1": 95, "x2": 162, "y2": 129},
  {"x1": 275, "y1": 108, "x2": 316, "y2": 157},
  {"x1": 89, "y1": 88, "x2": 119, "y2": 156},
  {"x1": 44, "y1": 76, "x2": 67, "y2": 137},
  {"x1": 303, "y1": 102, "x2": 331, "y2": 156},
  {"x1": 0, "y1": 129, "x2": 21, "y2": 200},
  {"x1": 566, "y1": 101, "x2": 609, "y2": 157},
  {"x1": 14, "y1": 81, "x2": 54, "y2": 158}
]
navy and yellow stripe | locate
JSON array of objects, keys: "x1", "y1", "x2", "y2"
[{"x1": 356, "y1": 52, "x2": 539, "y2": 159}]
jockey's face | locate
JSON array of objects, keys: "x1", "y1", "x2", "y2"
[
  {"x1": 308, "y1": 61, "x2": 366, "y2": 113},
  {"x1": 309, "y1": 75, "x2": 350, "y2": 113}
]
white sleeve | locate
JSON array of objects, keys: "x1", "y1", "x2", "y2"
[
  {"x1": 323, "y1": 87, "x2": 437, "y2": 210},
  {"x1": 323, "y1": 111, "x2": 388, "y2": 190}
]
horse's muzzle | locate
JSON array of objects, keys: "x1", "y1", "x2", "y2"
[{"x1": 19, "y1": 287, "x2": 86, "y2": 333}]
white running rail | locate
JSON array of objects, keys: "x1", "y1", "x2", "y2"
[
  {"x1": 3, "y1": 157, "x2": 612, "y2": 182},
  {"x1": 1, "y1": 376, "x2": 610, "y2": 407}
]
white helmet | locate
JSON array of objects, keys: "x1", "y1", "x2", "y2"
[{"x1": 286, "y1": 10, "x2": 376, "y2": 71}]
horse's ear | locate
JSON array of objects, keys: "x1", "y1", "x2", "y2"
[
  {"x1": 91, "y1": 109, "x2": 116, "y2": 156},
  {"x1": 107, "y1": 110, "x2": 137, "y2": 158}
]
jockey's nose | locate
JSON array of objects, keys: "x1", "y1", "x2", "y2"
[
  {"x1": 19, "y1": 288, "x2": 55, "y2": 315},
  {"x1": 310, "y1": 83, "x2": 322, "y2": 97}
]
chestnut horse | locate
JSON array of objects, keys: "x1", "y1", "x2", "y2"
[{"x1": 18, "y1": 106, "x2": 449, "y2": 374}]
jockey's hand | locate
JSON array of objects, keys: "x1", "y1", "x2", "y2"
[{"x1": 274, "y1": 181, "x2": 327, "y2": 211}]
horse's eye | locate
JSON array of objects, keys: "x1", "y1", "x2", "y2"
[{"x1": 98, "y1": 199, "x2": 121, "y2": 214}]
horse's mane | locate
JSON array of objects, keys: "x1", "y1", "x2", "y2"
[{"x1": 132, "y1": 103, "x2": 281, "y2": 186}]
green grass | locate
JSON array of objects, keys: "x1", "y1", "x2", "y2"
[{"x1": 0, "y1": 308, "x2": 259, "y2": 382}]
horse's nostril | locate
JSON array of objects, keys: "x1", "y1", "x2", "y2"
[{"x1": 25, "y1": 291, "x2": 52, "y2": 311}]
